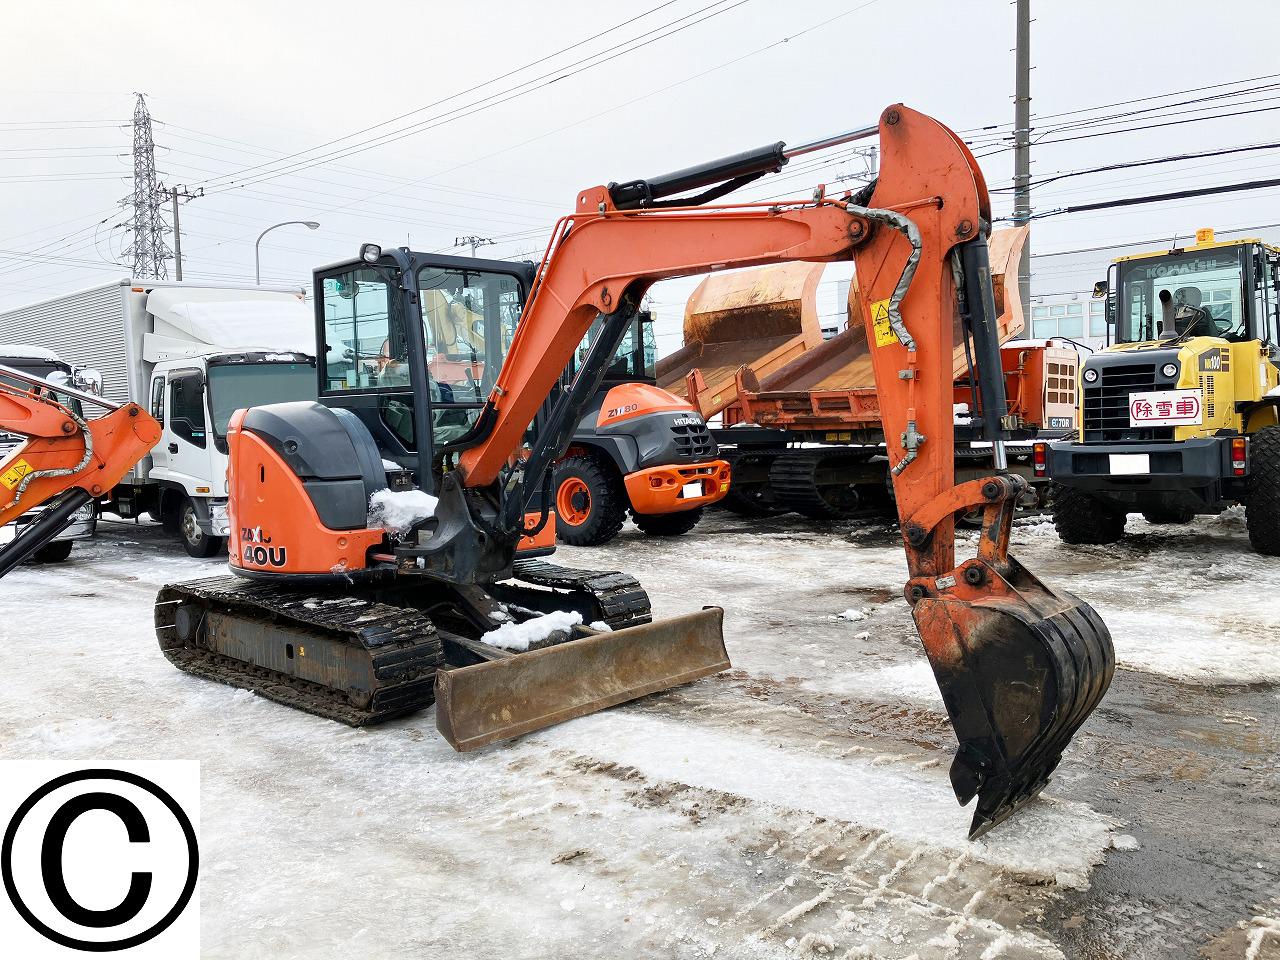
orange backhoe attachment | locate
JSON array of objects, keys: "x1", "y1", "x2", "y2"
[
  {"x1": 453, "y1": 105, "x2": 1112, "y2": 836},
  {"x1": 0, "y1": 364, "x2": 160, "y2": 575}
]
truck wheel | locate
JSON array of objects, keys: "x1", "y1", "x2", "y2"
[
  {"x1": 30, "y1": 540, "x2": 73, "y2": 564},
  {"x1": 1052, "y1": 485, "x2": 1126, "y2": 545},
  {"x1": 179, "y1": 497, "x2": 224, "y2": 558},
  {"x1": 553, "y1": 456, "x2": 626, "y2": 547},
  {"x1": 632, "y1": 507, "x2": 704, "y2": 537},
  {"x1": 1246, "y1": 426, "x2": 1280, "y2": 555},
  {"x1": 1141, "y1": 506, "x2": 1196, "y2": 525}
]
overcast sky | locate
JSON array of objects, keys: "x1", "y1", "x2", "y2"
[{"x1": 2, "y1": 0, "x2": 1278, "y2": 351}]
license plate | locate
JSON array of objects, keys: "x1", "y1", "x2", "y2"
[
  {"x1": 1128, "y1": 389, "x2": 1203, "y2": 427},
  {"x1": 680, "y1": 482, "x2": 703, "y2": 499},
  {"x1": 1109, "y1": 454, "x2": 1150, "y2": 475}
]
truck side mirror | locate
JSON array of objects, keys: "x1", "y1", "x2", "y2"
[
  {"x1": 72, "y1": 367, "x2": 103, "y2": 396},
  {"x1": 1091, "y1": 280, "x2": 1108, "y2": 298}
]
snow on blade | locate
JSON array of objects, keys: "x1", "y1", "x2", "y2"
[
  {"x1": 368, "y1": 489, "x2": 438, "y2": 534},
  {"x1": 536, "y1": 712, "x2": 1119, "y2": 888},
  {"x1": 482, "y1": 610, "x2": 583, "y2": 651}
]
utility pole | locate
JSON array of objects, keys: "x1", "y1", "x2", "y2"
[
  {"x1": 455, "y1": 235, "x2": 494, "y2": 258},
  {"x1": 121, "y1": 93, "x2": 171, "y2": 279},
  {"x1": 166, "y1": 184, "x2": 203, "y2": 281},
  {"x1": 1013, "y1": 0, "x2": 1032, "y2": 317}
]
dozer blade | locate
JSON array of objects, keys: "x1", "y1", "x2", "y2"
[
  {"x1": 436, "y1": 606, "x2": 728, "y2": 751},
  {"x1": 912, "y1": 559, "x2": 1114, "y2": 839}
]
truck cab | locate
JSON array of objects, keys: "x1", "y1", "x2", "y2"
[
  {"x1": 1047, "y1": 229, "x2": 1280, "y2": 552},
  {"x1": 0, "y1": 345, "x2": 98, "y2": 562},
  {"x1": 143, "y1": 349, "x2": 318, "y2": 556}
]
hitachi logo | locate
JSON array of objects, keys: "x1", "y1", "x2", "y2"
[{"x1": 672, "y1": 415, "x2": 703, "y2": 428}]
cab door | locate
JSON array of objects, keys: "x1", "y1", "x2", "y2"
[{"x1": 156, "y1": 367, "x2": 211, "y2": 488}]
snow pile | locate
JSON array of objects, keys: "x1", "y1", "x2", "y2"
[
  {"x1": 834, "y1": 607, "x2": 870, "y2": 622},
  {"x1": 481, "y1": 610, "x2": 583, "y2": 651},
  {"x1": 368, "y1": 489, "x2": 438, "y2": 533}
]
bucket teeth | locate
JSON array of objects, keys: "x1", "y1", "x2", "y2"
[{"x1": 915, "y1": 584, "x2": 1115, "y2": 840}]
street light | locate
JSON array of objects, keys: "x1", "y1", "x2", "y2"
[{"x1": 255, "y1": 220, "x2": 320, "y2": 285}]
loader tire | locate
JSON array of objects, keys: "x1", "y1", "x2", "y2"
[
  {"x1": 553, "y1": 455, "x2": 627, "y2": 547},
  {"x1": 632, "y1": 507, "x2": 704, "y2": 537},
  {"x1": 1051, "y1": 485, "x2": 1126, "y2": 545},
  {"x1": 1141, "y1": 506, "x2": 1195, "y2": 525},
  {"x1": 1246, "y1": 426, "x2": 1280, "y2": 555}
]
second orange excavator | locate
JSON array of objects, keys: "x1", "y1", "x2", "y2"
[{"x1": 156, "y1": 104, "x2": 1113, "y2": 838}]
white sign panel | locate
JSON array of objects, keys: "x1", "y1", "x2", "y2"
[{"x1": 1128, "y1": 389, "x2": 1203, "y2": 427}]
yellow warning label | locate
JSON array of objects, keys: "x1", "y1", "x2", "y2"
[
  {"x1": 871, "y1": 299, "x2": 898, "y2": 347},
  {"x1": 0, "y1": 459, "x2": 33, "y2": 490}
]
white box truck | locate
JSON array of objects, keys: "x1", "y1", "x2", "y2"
[
  {"x1": 0, "y1": 280, "x2": 318, "y2": 556},
  {"x1": 0, "y1": 344, "x2": 98, "y2": 562}
]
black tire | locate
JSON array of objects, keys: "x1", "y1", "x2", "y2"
[
  {"x1": 1246, "y1": 426, "x2": 1280, "y2": 555},
  {"x1": 1141, "y1": 506, "x2": 1196, "y2": 525},
  {"x1": 178, "y1": 497, "x2": 224, "y2": 558},
  {"x1": 552, "y1": 456, "x2": 627, "y2": 546},
  {"x1": 30, "y1": 540, "x2": 73, "y2": 564},
  {"x1": 1051, "y1": 485, "x2": 1126, "y2": 545},
  {"x1": 632, "y1": 507, "x2": 704, "y2": 537}
]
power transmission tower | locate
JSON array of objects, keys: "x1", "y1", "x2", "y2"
[
  {"x1": 121, "y1": 93, "x2": 172, "y2": 279},
  {"x1": 1013, "y1": 0, "x2": 1032, "y2": 316},
  {"x1": 455, "y1": 235, "x2": 494, "y2": 257}
]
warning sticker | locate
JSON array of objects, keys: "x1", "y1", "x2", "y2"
[
  {"x1": 870, "y1": 299, "x2": 898, "y2": 347},
  {"x1": 0, "y1": 458, "x2": 33, "y2": 490}
]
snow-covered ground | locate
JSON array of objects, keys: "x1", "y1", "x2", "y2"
[{"x1": 0, "y1": 511, "x2": 1277, "y2": 959}]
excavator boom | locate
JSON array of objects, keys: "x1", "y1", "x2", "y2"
[{"x1": 0, "y1": 364, "x2": 160, "y2": 575}]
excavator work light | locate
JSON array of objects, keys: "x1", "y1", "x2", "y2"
[{"x1": 360, "y1": 243, "x2": 382, "y2": 263}]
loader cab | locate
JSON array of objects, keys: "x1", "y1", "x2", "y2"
[
  {"x1": 315, "y1": 248, "x2": 535, "y2": 492},
  {"x1": 1111, "y1": 237, "x2": 1280, "y2": 348},
  {"x1": 568, "y1": 311, "x2": 658, "y2": 386}
]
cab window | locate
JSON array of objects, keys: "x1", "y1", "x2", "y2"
[
  {"x1": 168, "y1": 371, "x2": 206, "y2": 449},
  {"x1": 320, "y1": 267, "x2": 401, "y2": 391}
]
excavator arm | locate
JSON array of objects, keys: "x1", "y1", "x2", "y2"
[
  {"x1": 0, "y1": 365, "x2": 160, "y2": 576},
  {"x1": 450, "y1": 104, "x2": 1113, "y2": 836}
]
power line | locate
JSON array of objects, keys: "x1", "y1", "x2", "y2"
[
  {"x1": 1025, "y1": 177, "x2": 1280, "y2": 220},
  {"x1": 196, "y1": 0, "x2": 753, "y2": 193}
]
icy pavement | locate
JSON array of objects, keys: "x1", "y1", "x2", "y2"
[{"x1": 1, "y1": 513, "x2": 1278, "y2": 958}]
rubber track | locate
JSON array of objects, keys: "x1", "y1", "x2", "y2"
[
  {"x1": 769, "y1": 449, "x2": 870, "y2": 520},
  {"x1": 510, "y1": 558, "x2": 652, "y2": 629},
  {"x1": 156, "y1": 576, "x2": 443, "y2": 726}
]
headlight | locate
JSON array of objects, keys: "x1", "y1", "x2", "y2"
[
  {"x1": 1161, "y1": 362, "x2": 1179, "y2": 378},
  {"x1": 1082, "y1": 367, "x2": 1099, "y2": 384}
]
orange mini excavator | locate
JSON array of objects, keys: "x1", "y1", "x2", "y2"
[
  {"x1": 0, "y1": 364, "x2": 159, "y2": 576},
  {"x1": 156, "y1": 104, "x2": 1113, "y2": 838}
]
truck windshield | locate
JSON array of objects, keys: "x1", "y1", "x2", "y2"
[
  {"x1": 1117, "y1": 247, "x2": 1247, "y2": 343},
  {"x1": 206, "y1": 362, "x2": 318, "y2": 437}
]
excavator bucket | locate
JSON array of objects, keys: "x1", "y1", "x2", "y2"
[
  {"x1": 912, "y1": 556, "x2": 1114, "y2": 838},
  {"x1": 436, "y1": 607, "x2": 728, "y2": 751}
]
